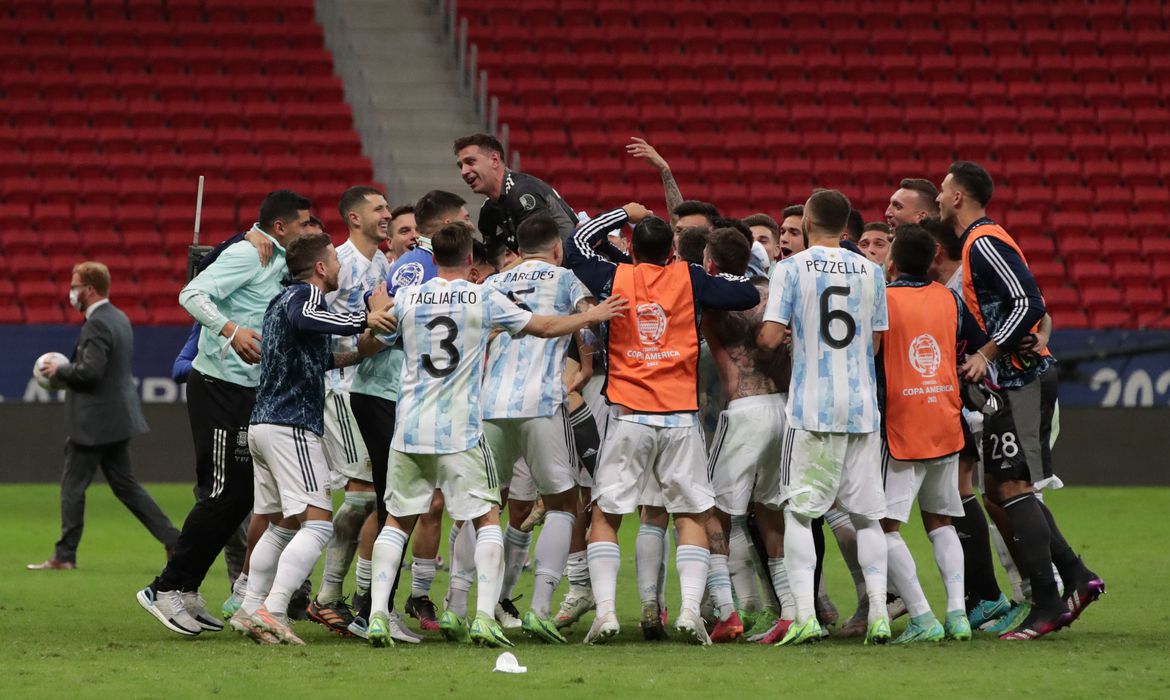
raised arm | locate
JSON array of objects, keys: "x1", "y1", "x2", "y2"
[{"x1": 627, "y1": 138, "x2": 683, "y2": 225}]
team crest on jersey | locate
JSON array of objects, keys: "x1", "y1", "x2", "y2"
[
  {"x1": 636, "y1": 303, "x2": 668, "y2": 348},
  {"x1": 392, "y1": 262, "x2": 425, "y2": 289},
  {"x1": 908, "y1": 334, "x2": 942, "y2": 378},
  {"x1": 519, "y1": 193, "x2": 537, "y2": 211}
]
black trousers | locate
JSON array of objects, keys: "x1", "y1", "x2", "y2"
[
  {"x1": 153, "y1": 370, "x2": 255, "y2": 592},
  {"x1": 349, "y1": 392, "x2": 395, "y2": 520},
  {"x1": 55, "y1": 438, "x2": 180, "y2": 563}
]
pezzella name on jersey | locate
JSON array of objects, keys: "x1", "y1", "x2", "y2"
[
  {"x1": 804, "y1": 258, "x2": 871, "y2": 275},
  {"x1": 406, "y1": 288, "x2": 479, "y2": 305}
]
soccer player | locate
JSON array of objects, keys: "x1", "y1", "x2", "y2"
[
  {"x1": 758, "y1": 189, "x2": 892, "y2": 646},
  {"x1": 885, "y1": 178, "x2": 940, "y2": 230},
  {"x1": 859, "y1": 222, "x2": 893, "y2": 267},
  {"x1": 387, "y1": 204, "x2": 420, "y2": 263},
  {"x1": 699, "y1": 228, "x2": 793, "y2": 643},
  {"x1": 566, "y1": 206, "x2": 760, "y2": 646},
  {"x1": 304, "y1": 187, "x2": 393, "y2": 634},
  {"x1": 877, "y1": 223, "x2": 989, "y2": 644},
  {"x1": 744, "y1": 213, "x2": 782, "y2": 266},
  {"x1": 479, "y1": 213, "x2": 597, "y2": 643},
  {"x1": 778, "y1": 205, "x2": 806, "y2": 260},
  {"x1": 365, "y1": 222, "x2": 626, "y2": 648},
  {"x1": 228, "y1": 233, "x2": 391, "y2": 644},
  {"x1": 672, "y1": 200, "x2": 720, "y2": 237},
  {"x1": 939, "y1": 161, "x2": 1103, "y2": 640},
  {"x1": 137, "y1": 191, "x2": 313, "y2": 637},
  {"x1": 454, "y1": 133, "x2": 576, "y2": 254}
]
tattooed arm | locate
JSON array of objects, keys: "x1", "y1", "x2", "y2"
[{"x1": 627, "y1": 137, "x2": 683, "y2": 226}]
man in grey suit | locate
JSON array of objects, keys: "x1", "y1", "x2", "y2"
[{"x1": 28, "y1": 261, "x2": 180, "y2": 570}]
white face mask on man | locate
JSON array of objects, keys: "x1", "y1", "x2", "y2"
[{"x1": 68, "y1": 288, "x2": 81, "y2": 310}]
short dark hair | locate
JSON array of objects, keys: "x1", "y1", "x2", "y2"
[
  {"x1": 472, "y1": 240, "x2": 491, "y2": 267},
  {"x1": 390, "y1": 204, "x2": 414, "y2": 221},
  {"x1": 781, "y1": 204, "x2": 804, "y2": 220},
  {"x1": 706, "y1": 227, "x2": 751, "y2": 276},
  {"x1": 516, "y1": 213, "x2": 560, "y2": 253},
  {"x1": 414, "y1": 190, "x2": 466, "y2": 235},
  {"x1": 632, "y1": 216, "x2": 675, "y2": 265},
  {"x1": 258, "y1": 189, "x2": 311, "y2": 231},
  {"x1": 948, "y1": 161, "x2": 994, "y2": 207},
  {"x1": 742, "y1": 213, "x2": 779, "y2": 237},
  {"x1": 863, "y1": 221, "x2": 892, "y2": 235},
  {"x1": 676, "y1": 226, "x2": 710, "y2": 265},
  {"x1": 899, "y1": 178, "x2": 940, "y2": 213},
  {"x1": 485, "y1": 238, "x2": 511, "y2": 270},
  {"x1": 453, "y1": 133, "x2": 505, "y2": 157},
  {"x1": 673, "y1": 200, "x2": 720, "y2": 225},
  {"x1": 431, "y1": 221, "x2": 475, "y2": 267},
  {"x1": 712, "y1": 216, "x2": 753, "y2": 245},
  {"x1": 338, "y1": 185, "x2": 384, "y2": 222},
  {"x1": 846, "y1": 209, "x2": 864, "y2": 242},
  {"x1": 891, "y1": 224, "x2": 937, "y2": 277},
  {"x1": 920, "y1": 216, "x2": 962, "y2": 262},
  {"x1": 286, "y1": 232, "x2": 333, "y2": 280},
  {"x1": 307, "y1": 215, "x2": 325, "y2": 233},
  {"x1": 805, "y1": 190, "x2": 852, "y2": 236}
]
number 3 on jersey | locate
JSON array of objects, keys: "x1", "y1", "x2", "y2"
[
  {"x1": 819, "y1": 286, "x2": 857, "y2": 349},
  {"x1": 422, "y1": 315, "x2": 460, "y2": 378}
]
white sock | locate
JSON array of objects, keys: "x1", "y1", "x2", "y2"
[
  {"x1": 267, "y1": 520, "x2": 333, "y2": 616},
  {"x1": 446, "y1": 522, "x2": 476, "y2": 616},
  {"x1": 827, "y1": 508, "x2": 866, "y2": 601},
  {"x1": 990, "y1": 522, "x2": 1026, "y2": 601},
  {"x1": 768, "y1": 557, "x2": 796, "y2": 620},
  {"x1": 355, "y1": 557, "x2": 372, "y2": 595},
  {"x1": 565, "y1": 550, "x2": 590, "y2": 589},
  {"x1": 660, "y1": 525, "x2": 672, "y2": 609},
  {"x1": 232, "y1": 572, "x2": 248, "y2": 599},
  {"x1": 728, "y1": 516, "x2": 760, "y2": 611},
  {"x1": 928, "y1": 525, "x2": 966, "y2": 613},
  {"x1": 783, "y1": 510, "x2": 817, "y2": 624},
  {"x1": 411, "y1": 557, "x2": 437, "y2": 598},
  {"x1": 317, "y1": 492, "x2": 374, "y2": 604},
  {"x1": 676, "y1": 544, "x2": 710, "y2": 617},
  {"x1": 706, "y1": 553, "x2": 736, "y2": 621},
  {"x1": 851, "y1": 514, "x2": 888, "y2": 624},
  {"x1": 242, "y1": 525, "x2": 295, "y2": 615},
  {"x1": 371, "y1": 527, "x2": 408, "y2": 618},
  {"x1": 885, "y1": 531, "x2": 931, "y2": 619},
  {"x1": 635, "y1": 524, "x2": 666, "y2": 607},
  {"x1": 532, "y1": 510, "x2": 574, "y2": 617},
  {"x1": 474, "y1": 525, "x2": 505, "y2": 619},
  {"x1": 587, "y1": 541, "x2": 621, "y2": 618},
  {"x1": 500, "y1": 525, "x2": 531, "y2": 602}
]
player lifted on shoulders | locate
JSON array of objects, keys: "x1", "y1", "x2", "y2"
[
  {"x1": 758, "y1": 189, "x2": 892, "y2": 646},
  {"x1": 365, "y1": 222, "x2": 626, "y2": 648}
]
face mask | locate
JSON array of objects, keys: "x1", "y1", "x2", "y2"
[{"x1": 68, "y1": 288, "x2": 82, "y2": 310}]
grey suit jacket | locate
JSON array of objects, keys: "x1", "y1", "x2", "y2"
[{"x1": 56, "y1": 302, "x2": 149, "y2": 446}]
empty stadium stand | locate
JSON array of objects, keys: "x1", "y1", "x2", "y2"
[
  {"x1": 0, "y1": 0, "x2": 375, "y2": 325},
  {"x1": 457, "y1": 0, "x2": 1170, "y2": 329}
]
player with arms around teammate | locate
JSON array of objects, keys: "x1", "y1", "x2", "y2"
[
  {"x1": 877, "y1": 224, "x2": 990, "y2": 644},
  {"x1": 307, "y1": 186, "x2": 394, "y2": 633},
  {"x1": 229, "y1": 233, "x2": 392, "y2": 644},
  {"x1": 365, "y1": 222, "x2": 627, "y2": 648},
  {"x1": 758, "y1": 189, "x2": 892, "y2": 646},
  {"x1": 480, "y1": 213, "x2": 597, "y2": 643},
  {"x1": 939, "y1": 161, "x2": 1103, "y2": 640},
  {"x1": 455, "y1": 133, "x2": 577, "y2": 255},
  {"x1": 566, "y1": 205, "x2": 760, "y2": 646}
]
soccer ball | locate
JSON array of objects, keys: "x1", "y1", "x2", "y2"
[{"x1": 32, "y1": 352, "x2": 69, "y2": 391}]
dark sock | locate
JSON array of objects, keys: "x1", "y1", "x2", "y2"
[
  {"x1": 1036, "y1": 499, "x2": 1092, "y2": 588},
  {"x1": 568, "y1": 403, "x2": 601, "y2": 478},
  {"x1": 812, "y1": 516, "x2": 826, "y2": 596},
  {"x1": 745, "y1": 514, "x2": 780, "y2": 604},
  {"x1": 955, "y1": 495, "x2": 1003, "y2": 606},
  {"x1": 1003, "y1": 493, "x2": 1062, "y2": 613}
]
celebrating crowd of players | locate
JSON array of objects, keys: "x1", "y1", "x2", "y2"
[{"x1": 134, "y1": 133, "x2": 1104, "y2": 648}]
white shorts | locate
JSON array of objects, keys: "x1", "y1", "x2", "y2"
[
  {"x1": 386, "y1": 439, "x2": 501, "y2": 521},
  {"x1": 323, "y1": 389, "x2": 373, "y2": 484},
  {"x1": 593, "y1": 418, "x2": 713, "y2": 515},
  {"x1": 882, "y1": 450, "x2": 963, "y2": 523},
  {"x1": 709, "y1": 394, "x2": 787, "y2": 515},
  {"x1": 781, "y1": 429, "x2": 884, "y2": 519},
  {"x1": 484, "y1": 408, "x2": 578, "y2": 502},
  {"x1": 249, "y1": 423, "x2": 333, "y2": 519}
]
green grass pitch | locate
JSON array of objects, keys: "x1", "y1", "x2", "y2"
[{"x1": 2, "y1": 484, "x2": 1168, "y2": 699}]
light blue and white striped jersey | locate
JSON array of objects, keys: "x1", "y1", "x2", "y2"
[
  {"x1": 764, "y1": 245, "x2": 888, "y2": 433},
  {"x1": 388, "y1": 277, "x2": 532, "y2": 454},
  {"x1": 481, "y1": 260, "x2": 590, "y2": 419},
  {"x1": 326, "y1": 240, "x2": 393, "y2": 393}
]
